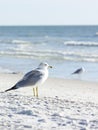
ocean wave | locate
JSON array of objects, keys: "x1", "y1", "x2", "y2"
[
  {"x1": 64, "y1": 41, "x2": 98, "y2": 46},
  {"x1": 12, "y1": 40, "x2": 31, "y2": 44},
  {"x1": 62, "y1": 51, "x2": 98, "y2": 62},
  {"x1": 0, "y1": 39, "x2": 47, "y2": 47},
  {"x1": 0, "y1": 50, "x2": 98, "y2": 63},
  {"x1": 1, "y1": 38, "x2": 98, "y2": 47},
  {"x1": 0, "y1": 39, "x2": 11, "y2": 44},
  {"x1": 0, "y1": 39, "x2": 32, "y2": 45}
]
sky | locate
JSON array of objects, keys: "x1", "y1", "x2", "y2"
[{"x1": 0, "y1": 0, "x2": 98, "y2": 25}]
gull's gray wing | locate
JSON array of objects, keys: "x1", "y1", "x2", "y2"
[
  {"x1": 72, "y1": 68, "x2": 82, "y2": 74},
  {"x1": 16, "y1": 70, "x2": 44, "y2": 88},
  {"x1": 23, "y1": 70, "x2": 36, "y2": 80}
]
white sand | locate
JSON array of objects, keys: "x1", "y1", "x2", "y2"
[{"x1": 0, "y1": 73, "x2": 98, "y2": 130}]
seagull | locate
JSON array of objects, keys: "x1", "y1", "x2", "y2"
[
  {"x1": 71, "y1": 67, "x2": 85, "y2": 75},
  {"x1": 5, "y1": 62, "x2": 52, "y2": 97}
]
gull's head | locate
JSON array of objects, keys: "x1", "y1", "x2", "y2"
[{"x1": 38, "y1": 62, "x2": 52, "y2": 69}]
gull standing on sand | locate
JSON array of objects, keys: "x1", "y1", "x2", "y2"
[
  {"x1": 5, "y1": 62, "x2": 52, "y2": 97},
  {"x1": 72, "y1": 67, "x2": 85, "y2": 75}
]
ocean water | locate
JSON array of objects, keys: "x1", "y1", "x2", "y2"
[{"x1": 0, "y1": 26, "x2": 98, "y2": 81}]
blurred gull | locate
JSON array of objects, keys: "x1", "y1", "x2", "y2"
[
  {"x1": 72, "y1": 67, "x2": 85, "y2": 75},
  {"x1": 5, "y1": 62, "x2": 52, "y2": 97}
]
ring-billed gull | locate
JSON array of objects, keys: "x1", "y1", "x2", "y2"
[
  {"x1": 72, "y1": 67, "x2": 85, "y2": 75},
  {"x1": 5, "y1": 62, "x2": 52, "y2": 97}
]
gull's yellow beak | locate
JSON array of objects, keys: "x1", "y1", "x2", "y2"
[{"x1": 49, "y1": 65, "x2": 53, "y2": 68}]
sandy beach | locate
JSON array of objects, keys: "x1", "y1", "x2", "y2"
[{"x1": 0, "y1": 73, "x2": 98, "y2": 130}]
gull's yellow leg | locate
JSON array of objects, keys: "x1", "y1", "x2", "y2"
[
  {"x1": 36, "y1": 87, "x2": 38, "y2": 97},
  {"x1": 33, "y1": 88, "x2": 35, "y2": 96}
]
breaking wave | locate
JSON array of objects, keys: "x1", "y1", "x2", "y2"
[
  {"x1": 64, "y1": 41, "x2": 98, "y2": 46},
  {"x1": 0, "y1": 38, "x2": 98, "y2": 63},
  {"x1": 0, "y1": 49, "x2": 98, "y2": 63}
]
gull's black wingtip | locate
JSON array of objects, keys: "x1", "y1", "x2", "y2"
[{"x1": 5, "y1": 85, "x2": 17, "y2": 92}]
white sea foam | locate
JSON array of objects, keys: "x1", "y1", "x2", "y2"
[
  {"x1": 0, "y1": 49, "x2": 98, "y2": 62},
  {"x1": 12, "y1": 40, "x2": 31, "y2": 44},
  {"x1": 64, "y1": 41, "x2": 98, "y2": 46}
]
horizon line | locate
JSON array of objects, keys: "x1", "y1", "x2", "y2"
[{"x1": 0, "y1": 24, "x2": 98, "y2": 26}]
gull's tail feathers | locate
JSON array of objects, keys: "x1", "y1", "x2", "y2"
[{"x1": 5, "y1": 85, "x2": 17, "y2": 92}]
